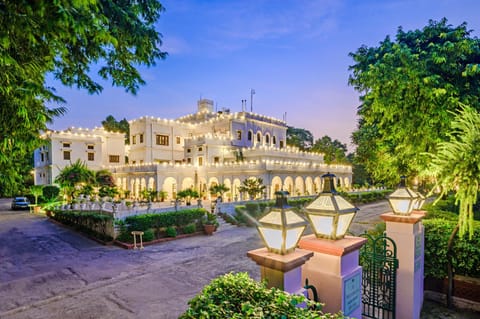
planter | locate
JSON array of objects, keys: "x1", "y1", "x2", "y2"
[
  {"x1": 203, "y1": 224, "x2": 216, "y2": 235},
  {"x1": 33, "y1": 205, "x2": 41, "y2": 213}
]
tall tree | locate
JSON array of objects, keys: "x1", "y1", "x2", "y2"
[
  {"x1": 102, "y1": 115, "x2": 130, "y2": 144},
  {"x1": 349, "y1": 18, "x2": 480, "y2": 186},
  {"x1": 311, "y1": 135, "x2": 348, "y2": 164},
  {"x1": 0, "y1": 0, "x2": 167, "y2": 195},
  {"x1": 286, "y1": 127, "x2": 313, "y2": 150}
]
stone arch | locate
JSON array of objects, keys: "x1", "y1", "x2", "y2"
[
  {"x1": 256, "y1": 131, "x2": 262, "y2": 145},
  {"x1": 232, "y1": 178, "x2": 242, "y2": 201},
  {"x1": 314, "y1": 177, "x2": 321, "y2": 194},
  {"x1": 284, "y1": 176, "x2": 294, "y2": 194},
  {"x1": 344, "y1": 177, "x2": 350, "y2": 189},
  {"x1": 223, "y1": 178, "x2": 232, "y2": 201},
  {"x1": 162, "y1": 177, "x2": 177, "y2": 200},
  {"x1": 135, "y1": 178, "x2": 141, "y2": 199},
  {"x1": 294, "y1": 176, "x2": 305, "y2": 196},
  {"x1": 129, "y1": 179, "x2": 135, "y2": 198},
  {"x1": 181, "y1": 177, "x2": 194, "y2": 191},
  {"x1": 271, "y1": 176, "x2": 282, "y2": 198},
  {"x1": 148, "y1": 177, "x2": 155, "y2": 190},
  {"x1": 265, "y1": 133, "x2": 270, "y2": 145},
  {"x1": 208, "y1": 177, "x2": 220, "y2": 200},
  {"x1": 305, "y1": 176, "x2": 314, "y2": 196}
]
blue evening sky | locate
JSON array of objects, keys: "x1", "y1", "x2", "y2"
[{"x1": 48, "y1": 0, "x2": 480, "y2": 150}]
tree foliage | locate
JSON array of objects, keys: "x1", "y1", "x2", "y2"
[
  {"x1": 349, "y1": 18, "x2": 480, "y2": 186},
  {"x1": 311, "y1": 135, "x2": 348, "y2": 164},
  {"x1": 239, "y1": 178, "x2": 266, "y2": 200},
  {"x1": 102, "y1": 115, "x2": 130, "y2": 144},
  {"x1": 0, "y1": 0, "x2": 167, "y2": 195},
  {"x1": 286, "y1": 126, "x2": 313, "y2": 150},
  {"x1": 422, "y1": 105, "x2": 480, "y2": 239}
]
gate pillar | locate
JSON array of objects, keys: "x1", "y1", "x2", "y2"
[
  {"x1": 381, "y1": 212, "x2": 425, "y2": 319},
  {"x1": 299, "y1": 235, "x2": 367, "y2": 318}
]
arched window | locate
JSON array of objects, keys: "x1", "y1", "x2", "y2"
[
  {"x1": 273, "y1": 136, "x2": 276, "y2": 145},
  {"x1": 247, "y1": 131, "x2": 252, "y2": 141},
  {"x1": 257, "y1": 132, "x2": 261, "y2": 142},
  {"x1": 265, "y1": 134, "x2": 270, "y2": 144}
]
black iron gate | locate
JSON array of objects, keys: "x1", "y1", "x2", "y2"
[{"x1": 360, "y1": 233, "x2": 398, "y2": 319}]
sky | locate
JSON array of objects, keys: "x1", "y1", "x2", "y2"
[{"x1": 48, "y1": 0, "x2": 480, "y2": 150}]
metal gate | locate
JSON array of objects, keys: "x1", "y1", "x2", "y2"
[{"x1": 360, "y1": 233, "x2": 398, "y2": 319}]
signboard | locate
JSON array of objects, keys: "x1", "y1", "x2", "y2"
[{"x1": 343, "y1": 272, "x2": 361, "y2": 315}]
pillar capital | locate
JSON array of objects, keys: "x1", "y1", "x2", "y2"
[
  {"x1": 380, "y1": 212, "x2": 424, "y2": 224},
  {"x1": 247, "y1": 248, "x2": 313, "y2": 273}
]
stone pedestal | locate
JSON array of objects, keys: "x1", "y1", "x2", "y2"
[
  {"x1": 247, "y1": 248, "x2": 313, "y2": 295},
  {"x1": 298, "y1": 235, "x2": 366, "y2": 318},
  {"x1": 381, "y1": 212, "x2": 425, "y2": 319}
]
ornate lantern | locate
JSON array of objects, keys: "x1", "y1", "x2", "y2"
[
  {"x1": 305, "y1": 173, "x2": 358, "y2": 240},
  {"x1": 387, "y1": 176, "x2": 418, "y2": 215},
  {"x1": 257, "y1": 191, "x2": 308, "y2": 255}
]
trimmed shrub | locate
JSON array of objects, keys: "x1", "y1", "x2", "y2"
[
  {"x1": 166, "y1": 226, "x2": 177, "y2": 237},
  {"x1": 183, "y1": 223, "x2": 197, "y2": 234},
  {"x1": 423, "y1": 219, "x2": 480, "y2": 279},
  {"x1": 42, "y1": 185, "x2": 60, "y2": 201},
  {"x1": 143, "y1": 229, "x2": 155, "y2": 242},
  {"x1": 51, "y1": 210, "x2": 113, "y2": 241},
  {"x1": 180, "y1": 272, "x2": 344, "y2": 319}
]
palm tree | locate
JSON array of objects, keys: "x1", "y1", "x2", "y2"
[
  {"x1": 423, "y1": 104, "x2": 480, "y2": 307},
  {"x1": 55, "y1": 160, "x2": 94, "y2": 200},
  {"x1": 238, "y1": 178, "x2": 266, "y2": 200},
  {"x1": 177, "y1": 188, "x2": 199, "y2": 205},
  {"x1": 209, "y1": 183, "x2": 230, "y2": 200}
]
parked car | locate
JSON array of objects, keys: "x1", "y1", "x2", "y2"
[{"x1": 11, "y1": 197, "x2": 31, "y2": 210}]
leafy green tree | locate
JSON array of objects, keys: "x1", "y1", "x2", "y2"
[
  {"x1": 209, "y1": 184, "x2": 230, "y2": 197},
  {"x1": 102, "y1": 115, "x2": 130, "y2": 144},
  {"x1": 286, "y1": 127, "x2": 313, "y2": 150},
  {"x1": 239, "y1": 178, "x2": 266, "y2": 200},
  {"x1": 311, "y1": 135, "x2": 348, "y2": 164},
  {"x1": 349, "y1": 18, "x2": 480, "y2": 186},
  {"x1": 29, "y1": 185, "x2": 44, "y2": 206},
  {"x1": 177, "y1": 188, "x2": 200, "y2": 205},
  {"x1": 0, "y1": 0, "x2": 166, "y2": 195}
]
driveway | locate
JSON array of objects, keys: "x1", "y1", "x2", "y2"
[{"x1": 1, "y1": 198, "x2": 475, "y2": 319}]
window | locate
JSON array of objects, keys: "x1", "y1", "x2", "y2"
[
  {"x1": 139, "y1": 134, "x2": 144, "y2": 143},
  {"x1": 198, "y1": 147, "x2": 203, "y2": 152},
  {"x1": 46, "y1": 152, "x2": 49, "y2": 161},
  {"x1": 41, "y1": 153, "x2": 44, "y2": 162},
  {"x1": 109, "y1": 155, "x2": 120, "y2": 163},
  {"x1": 198, "y1": 157, "x2": 203, "y2": 166},
  {"x1": 87, "y1": 152, "x2": 95, "y2": 161},
  {"x1": 279, "y1": 140, "x2": 284, "y2": 149},
  {"x1": 87, "y1": 144, "x2": 94, "y2": 150},
  {"x1": 273, "y1": 136, "x2": 276, "y2": 145},
  {"x1": 236, "y1": 130, "x2": 242, "y2": 140},
  {"x1": 63, "y1": 151, "x2": 71, "y2": 160},
  {"x1": 187, "y1": 148, "x2": 191, "y2": 153},
  {"x1": 176, "y1": 136, "x2": 181, "y2": 144},
  {"x1": 132, "y1": 135, "x2": 137, "y2": 144},
  {"x1": 247, "y1": 131, "x2": 252, "y2": 141},
  {"x1": 187, "y1": 158, "x2": 191, "y2": 164},
  {"x1": 265, "y1": 135, "x2": 270, "y2": 144},
  {"x1": 257, "y1": 133, "x2": 261, "y2": 142},
  {"x1": 63, "y1": 142, "x2": 71, "y2": 148},
  {"x1": 156, "y1": 134, "x2": 169, "y2": 146},
  {"x1": 214, "y1": 157, "x2": 220, "y2": 163}
]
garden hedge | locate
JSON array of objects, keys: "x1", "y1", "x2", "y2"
[
  {"x1": 180, "y1": 272, "x2": 344, "y2": 319},
  {"x1": 51, "y1": 210, "x2": 113, "y2": 241}
]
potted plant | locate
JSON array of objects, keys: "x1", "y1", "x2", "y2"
[
  {"x1": 202, "y1": 212, "x2": 219, "y2": 235},
  {"x1": 29, "y1": 185, "x2": 43, "y2": 213}
]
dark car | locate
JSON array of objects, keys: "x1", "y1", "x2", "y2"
[{"x1": 11, "y1": 197, "x2": 31, "y2": 210}]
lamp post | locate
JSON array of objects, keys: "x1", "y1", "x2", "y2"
[
  {"x1": 304, "y1": 173, "x2": 358, "y2": 240},
  {"x1": 380, "y1": 175, "x2": 425, "y2": 319},
  {"x1": 387, "y1": 175, "x2": 418, "y2": 215},
  {"x1": 247, "y1": 191, "x2": 313, "y2": 294},
  {"x1": 298, "y1": 173, "x2": 366, "y2": 318}
]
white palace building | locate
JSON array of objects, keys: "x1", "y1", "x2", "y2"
[{"x1": 34, "y1": 99, "x2": 352, "y2": 201}]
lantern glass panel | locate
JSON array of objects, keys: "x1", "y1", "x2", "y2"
[
  {"x1": 285, "y1": 227, "x2": 306, "y2": 251},
  {"x1": 258, "y1": 227, "x2": 282, "y2": 250},
  {"x1": 309, "y1": 215, "x2": 334, "y2": 237},
  {"x1": 285, "y1": 210, "x2": 306, "y2": 223},
  {"x1": 259, "y1": 210, "x2": 281, "y2": 225},
  {"x1": 334, "y1": 195, "x2": 356, "y2": 211},
  {"x1": 337, "y1": 213, "x2": 355, "y2": 237},
  {"x1": 389, "y1": 198, "x2": 413, "y2": 215}
]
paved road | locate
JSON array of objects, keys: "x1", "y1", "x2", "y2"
[{"x1": 1, "y1": 198, "x2": 477, "y2": 319}]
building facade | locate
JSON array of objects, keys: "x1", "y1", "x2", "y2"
[{"x1": 34, "y1": 99, "x2": 352, "y2": 200}]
